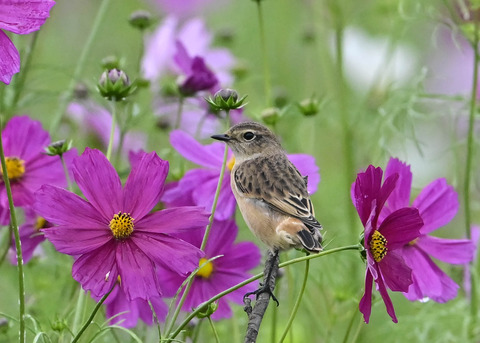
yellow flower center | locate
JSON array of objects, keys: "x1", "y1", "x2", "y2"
[
  {"x1": 227, "y1": 156, "x2": 236, "y2": 171},
  {"x1": 197, "y1": 257, "x2": 214, "y2": 279},
  {"x1": 109, "y1": 212, "x2": 134, "y2": 240},
  {"x1": 1, "y1": 157, "x2": 25, "y2": 180},
  {"x1": 35, "y1": 217, "x2": 47, "y2": 231},
  {"x1": 369, "y1": 231, "x2": 388, "y2": 262},
  {"x1": 408, "y1": 238, "x2": 418, "y2": 246}
]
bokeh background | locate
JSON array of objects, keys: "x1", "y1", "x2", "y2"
[{"x1": 1, "y1": 0, "x2": 480, "y2": 342}]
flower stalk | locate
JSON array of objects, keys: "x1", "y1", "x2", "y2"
[
  {"x1": 106, "y1": 101, "x2": 118, "y2": 161},
  {"x1": 166, "y1": 244, "x2": 360, "y2": 341},
  {"x1": 255, "y1": 1, "x2": 272, "y2": 105},
  {"x1": 0, "y1": 116, "x2": 25, "y2": 343}
]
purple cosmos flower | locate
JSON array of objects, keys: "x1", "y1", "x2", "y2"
[
  {"x1": 382, "y1": 158, "x2": 475, "y2": 302},
  {"x1": 142, "y1": 16, "x2": 235, "y2": 87},
  {"x1": 34, "y1": 148, "x2": 209, "y2": 301},
  {"x1": 159, "y1": 219, "x2": 261, "y2": 320},
  {"x1": 9, "y1": 207, "x2": 50, "y2": 264},
  {"x1": 97, "y1": 286, "x2": 168, "y2": 328},
  {"x1": 162, "y1": 130, "x2": 320, "y2": 220},
  {"x1": 0, "y1": 116, "x2": 76, "y2": 224},
  {"x1": 67, "y1": 101, "x2": 147, "y2": 156},
  {"x1": 353, "y1": 165, "x2": 423, "y2": 323},
  {"x1": 175, "y1": 41, "x2": 218, "y2": 96},
  {"x1": 0, "y1": 0, "x2": 55, "y2": 84}
]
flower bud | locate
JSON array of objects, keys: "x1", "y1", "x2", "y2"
[
  {"x1": 205, "y1": 88, "x2": 247, "y2": 111},
  {"x1": 101, "y1": 56, "x2": 121, "y2": 70},
  {"x1": 261, "y1": 107, "x2": 281, "y2": 125},
  {"x1": 0, "y1": 318, "x2": 8, "y2": 335},
  {"x1": 73, "y1": 83, "x2": 89, "y2": 100},
  {"x1": 51, "y1": 317, "x2": 68, "y2": 332},
  {"x1": 195, "y1": 302, "x2": 219, "y2": 318},
  {"x1": 129, "y1": 10, "x2": 153, "y2": 31},
  {"x1": 98, "y1": 69, "x2": 135, "y2": 101},
  {"x1": 297, "y1": 96, "x2": 319, "y2": 117},
  {"x1": 44, "y1": 140, "x2": 72, "y2": 156}
]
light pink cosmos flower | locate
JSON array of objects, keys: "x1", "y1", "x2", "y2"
[
  {"x1": 0, "y1": 0, "x2": 55, "y2": 84},
  {"x1": 142, "y1": 16, "x2": 235, "y2": 87}
]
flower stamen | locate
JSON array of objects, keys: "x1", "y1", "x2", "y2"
[
  {"x1": 35, "y1": 217, "x2": 47, "y2": 231},
  {"x1": 109, "y1": 212, "x2": 134, "y2": 240},
  {"x1": 1, "y1": 157, "x2": 25, "y2": 180},
  {"x1": 197, "y1": 257, "x2": 214, "y2": 278},
  {"x1": 369, "y1": 231, "x2": 388, "y2": 262}
]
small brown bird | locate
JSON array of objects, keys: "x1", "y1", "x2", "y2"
[{"x1": 211, "y1": 121, "x2": 322, "y2": 253}]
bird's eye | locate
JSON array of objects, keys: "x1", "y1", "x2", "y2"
[{"x1": 243, "y1": 131, "x2": 255, "y2": 141}]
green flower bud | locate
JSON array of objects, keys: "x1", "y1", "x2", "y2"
[
  {"x1": 261, "y1": 107, "x2": 281, "y2": 125},
  {"x1": 298, "y1": 96, "x2": 319, "y2": 117},
  {"x1": 0, "y1": 318, "x2": 9, "y2": 335},
  {"x1": 45, "y1": 140, "x2": 72, "y2": 156},
  {"x1": 205, "y1": 88, "x2": 247, "y2": 111},
  {"x1": 232, "y1": 60, "x2": 249, "y2": 81},
  {"x1": 73, "y1": 83, "x2": 89, "y2": 100},
  {"x1": 51, "y1": 317, "x2": 68, "y2": 332},
  {"x1": 195, "y1": 302, "x2": 219, "y2": 319},
  {"x1": 101, "y1": 56, "x2": 121, "y2": 70},
  {"x1": 98, "y1": 69, "x2": 136, "y2": 101},
  {"x1": 129, "y1": 10, "x2": 153, "y2": 31}
]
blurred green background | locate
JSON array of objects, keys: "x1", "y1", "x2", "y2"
[{"x1": 1, "y1": 0, "x2": 480, "y2": 342}]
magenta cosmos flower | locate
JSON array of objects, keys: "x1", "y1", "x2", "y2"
[
  {"x1": 142, "y1": 16, "x2": 235, "y2": 87},
  {"x1": 0, "y1": 0, "x2": 55, "y2": 84},
  {"x1": 34, "y1": 148, "x2": 209, "y2": 301},
  {"x1": 381, "y1": 158, "x2": 475, "y2": 302},
  {"x1": 0, "y1": 116, "x2": 75, "y2": 224},
  {"x1": 9, "y1": 207, "x2": 50, "y2": 264},
  {"x1": 353, "y1": 165, "x2": 423, "y2": 323},
  {"x1": 96, "y1": 286, "x2": 168, "y2": 328},
  {"x1": 162, "y1": 130, "x2": 320, "y2": 220},
  {"x1": 159, "y1": 219, "x2": 261, "y2": 320}
]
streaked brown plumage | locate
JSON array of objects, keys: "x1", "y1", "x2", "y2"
[{"x1": 211, "y1": 121, "x2": 322, "y2": 253}]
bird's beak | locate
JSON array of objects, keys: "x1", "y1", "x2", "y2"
[{"x1": 211, "y1": 134, "x2": 231, "y2": 142}]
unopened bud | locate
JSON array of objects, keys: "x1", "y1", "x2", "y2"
[
  {"x1": 98, "y1": 69, "x2": 135, "y2": 101},
  {"x1": 205, "y1": 88, "x2": 247, "y2": 111},
  {"x1": 101, "y1": 56, "x2": 121, "y2": 70},
  {"x1": 129, "y1": 10, "x2": 153, "y2": 30},
  {"x1": 196, "y1": 302, "x2": 219, "y2": 318},
  {"x1": 73, "y1": 83, "x2": 89, "y2": 100},
  {"x1": 45, "y1": 140, "x2": 72, "y2": 156},
  {"x1": 298, "y1": 97, "x2": 319, "y2": 117},
  {"x1": 261, "y1": 107, "x2": 281, "y2": 125}
]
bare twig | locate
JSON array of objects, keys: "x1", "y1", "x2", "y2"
[{"x1": 244, "y1": 250, "x2": 280, "y2": 343}]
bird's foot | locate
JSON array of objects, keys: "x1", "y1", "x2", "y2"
[{"x1": 243, "y1": 282, "x2": 279, "y2": 307}]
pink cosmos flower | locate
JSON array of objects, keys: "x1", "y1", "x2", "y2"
[
  {"x1": 353, "y1": 165, "x2": 423, "y2": 323},
  {"x1": 67, "y1": 101, "x2": 147, "y2": 155},
  {"x1": 0, "y1": 116, "x2": 76, "y2": 224},
  {"x1": 382, "y1": 158, "x2": 475, "y2": 302},
  {"x1": 0, "y1": 0, "x2": 55, "y2": 84},
  {"x1": 142, "y1": 16, "x2": 235, "y2": 87},
  {"x1": 159, "y1": 219, "x2": 261, "y2": 320},
  {"x1": 34, "y1": 149, "x2": 210, "y2": 301},
  {"x1": 162, "y1": 130, "x2": 320, "y2": 220},
  {"x1": 97, "y1": 286, "x2": 168, "y2": 328},
  {"x1": 9, "y1": 207, "x2": 50, "y2": 264}
]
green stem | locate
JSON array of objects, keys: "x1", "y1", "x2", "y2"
[
  {"x1": 59, "y1": 154, "x2": 72, "y2": 192},
  {"x1": 0, "y1": 226, "x2": 12, "y2": 266},
  {"x1": 0, "y1": 116, "x2": 25, "y2": 343},
  {"x1": 167, "y1": 245, "x2": 360, "y2": 341},
  {"x1": 207, "y1": 317, "x2": 220, "y2": 343},
  {"x1": 9, "y1": 31, "x2": 40, "y2": 116},
  {"x1": 71, "y1": 283, "x2": 116, "y2": 343},
  {"x1": 174, "y1": 96, "x2": 185, "y2": 129},
  {"x1": 71, "y1": 288, "x2": 86, "y2": 335},
  {"x1": 200, "y1": 143, "x2": 229, "y2": 251},
  {"x1": 256, "y1": 0, "x2": 272, "y2": 105},
  {"x1": 278, "y1": 259, "x2": 310, "y2": 343},
  {"x1": 49, "y1": 0, "x2": 112, "y2": 133},
  {"x1": 467, "y1": 19, "x2": 479, "y2": 338},
  {"x1": 106, "y1": 101, "x2": 117, "y2": 161}
]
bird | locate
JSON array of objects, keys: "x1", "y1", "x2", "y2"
[{"x1": 211, "y1": 121, "x2": 322, "y2": 303}]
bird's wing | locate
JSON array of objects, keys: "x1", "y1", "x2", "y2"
[{"x1": 233, "y1": 154, "x2": 322, "y2": 232}]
